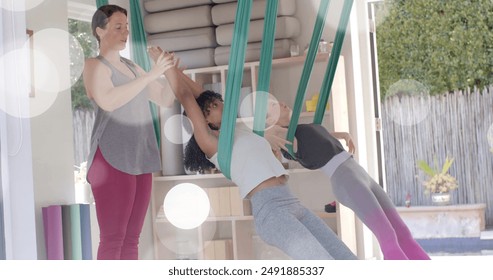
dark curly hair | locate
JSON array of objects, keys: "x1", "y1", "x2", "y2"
[{"x1": 183, "y1": 90, "x2": 223, "y2": 173}]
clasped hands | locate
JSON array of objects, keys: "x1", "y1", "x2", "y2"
[{"x1": 147, "y1": 45, "x2": 185, "y2": 74}]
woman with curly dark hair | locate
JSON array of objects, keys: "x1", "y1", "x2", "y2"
[
  {"x1": 183, "y1": 91, "x2": 223, "y2": 174},
  {"x1": 149, "y1": 46, "x2": 357, "y2": 260}
]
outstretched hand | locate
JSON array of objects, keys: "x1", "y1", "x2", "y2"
[
  {"x1": 148, "y1": 51, "x2": 175, "y2": 80},
  {"x1": 345, "y1": 136, "x2": 355, "y2": 154},
  {"x1": 147, "y1": 45, "x2": 166, "y2": 63},
  {"x1": 330, "y1": 131, "x2": 356, "y2": 154},
  {"x1": 148, "y1": 45, "x2": 187, "y2": 72},
  {"x1": 264, "y1": 125, "x2": 292, "y2": 152}
]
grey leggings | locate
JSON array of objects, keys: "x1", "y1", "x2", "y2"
[{"x1": 250, "y1": 185, "x2": 357, "y2": 260}]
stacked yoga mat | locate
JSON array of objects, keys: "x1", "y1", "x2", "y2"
[
  {"x1": 144, "y1": 0, "x2": 217, "y2": 69},
  {"x1": 42, "y1": 203, "x2": 94, "y2": 260},
  {"x1": 143, "y1": 0, "x2": 300, "y2": 68},
  {"x1": 212, "y1": 0, "x2": 300, "y2": 65}
]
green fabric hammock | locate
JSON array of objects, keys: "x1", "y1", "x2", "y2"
[
  {"x1": 95, "y1": 0, "x2": 108, "y2": 8},
  {"x1": 219, "y1": 0, "x2": 353, "y2": 176},
  {"x1": 129, "y1": 0, "x2": 161, "y2": 147},
  {"x1": 313, "y1": 0, "x2": 354, "y2": 124},
  {"x1": 286, "y1": 0, "x2": 353, "y2": 156},
  {"x1": 217, "y1": 0, "x2": 253, "y2": 179},
  {"x1": 253, "y1": 0, "x2": 279, "y2": 137},
  {"x1": 285, "y1": 0, "x2": 330, "y2": 156},
  {"x1": 217, "y1": 0, "x2": 280, "y2": 177}
]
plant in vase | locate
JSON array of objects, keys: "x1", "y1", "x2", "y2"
[{"x1": 417, "y1": 156, "x2": 458, "y2": 205}]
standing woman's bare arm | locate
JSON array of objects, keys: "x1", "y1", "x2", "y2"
[
  {"x1": 130, "y1": 55, "x2": 176, "y2": 108},
  {"x1": 83, "y1": 53, "x2": 173, "y2": 111},
  {"x1": 149, "y1": 78, "x2": 175, "y2": 107}
]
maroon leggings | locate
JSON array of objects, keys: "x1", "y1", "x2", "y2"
[{"x1": 87, "y1": 148, "x2": 152, "y2": 260}]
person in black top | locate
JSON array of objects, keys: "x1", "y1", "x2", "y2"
[{"x1": 264, "y1": 100, "x2": 430, "y2": 260}]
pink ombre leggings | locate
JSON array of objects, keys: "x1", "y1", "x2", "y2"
[
  {"x1": 321, "y1": 155, "x2": 430, "y2": 260},
  {"x1": 87, "y1": 148, "x2": 152, "y2": 260}
]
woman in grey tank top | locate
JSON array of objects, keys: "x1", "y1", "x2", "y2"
[{"x1": 82, "y1": 4, "x2": 175, "y2": 260}]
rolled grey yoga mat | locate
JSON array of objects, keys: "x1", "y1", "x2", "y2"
[{"x1": 161, "y1": 100, "x2": 186, "y2": 176}]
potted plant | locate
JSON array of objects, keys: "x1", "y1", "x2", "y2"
[{"x1": 417, "y1": 156, "x2": 458, "y2": 205}]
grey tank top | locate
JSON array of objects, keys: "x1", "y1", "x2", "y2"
[{"x1": 86, "y1": 56, "x2": 161, "y2": 176}]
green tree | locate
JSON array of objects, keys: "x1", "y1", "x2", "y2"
[
  {"x1": 69, "y1": 18, "x2": 98, "y2": 110},
  {"x1": 376, "y1": 0, "x2": 493, "y2": 99}
]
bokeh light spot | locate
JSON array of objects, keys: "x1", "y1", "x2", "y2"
[
  {"x1": 384, "y1": 79, "x2": 431, "y2": 126},
  {"x1": 163, "y1": 183, "x2": 210, "y2": 229}
]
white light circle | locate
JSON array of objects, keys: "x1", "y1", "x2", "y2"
[
  {"x1": 163, "y1": 183, "x2": 210, "y2": 229},
  {"x1": 0, "y1": 49, "x2": 58, "y2": 118},
  {"x1": 154, "y1": 219, "x2": 217, "y2": 258},
  {"x1": 163, "y1": 114, "x2": 193, "y2": 145},
  {"x1": 163, "y1": 115, "x2": 184, "y2": 145},
  {"x1": 384, "y1": 79, "x2": 431, "y2": 126},
  {"x1": 29, "y1": 28, "x2": 84, "y2": 93},
  {"x1": 238, "y1": 92, "x2": 281, "y2": 131},
  {"x1": 238, "y1": 92, "x2": 255, "y2": 119}
]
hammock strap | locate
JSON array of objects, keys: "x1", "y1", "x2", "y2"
[
  {"x1": 285, "y1": 0, "x2": 330, "y2": 156},
  {"x1": 129, "y1": 0, "x2": 161, "y2": 147},
  {"x1": 95, "y1": 0, "x2": 108, "y2": 8},
  {"x1": 313, "y1": 0, "x2": 354, "y2": 124},
  {"x1": 253, "y1": 0, "x2": 279, "y2": 136},
  {"x1": 217, "y1": 0, "x2": 252, "y2": 179}
]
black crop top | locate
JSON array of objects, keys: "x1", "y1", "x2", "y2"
[{"x1": 281, "y1": 123, "x2": 345, "y2": 170}]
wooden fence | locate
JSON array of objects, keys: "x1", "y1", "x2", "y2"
[{"x1": 382, "y1": 86, "x2": 493, "y2": 226}]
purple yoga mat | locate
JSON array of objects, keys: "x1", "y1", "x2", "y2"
[{"x1": 42, "y1": 205, "x2": 64, "y2": 260}]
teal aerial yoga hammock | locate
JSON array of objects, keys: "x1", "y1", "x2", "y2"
[
  {"x1": 129, "y1": 0, "x2": 161, "y2": 147},
  {"x1": 95, "y1": 0, "x2": 108, "y2": 8},
  {"x1": 218, "y1": 0, "x2": 353, "y2": 176},
  {"x1": 253, "y1": 0, "x2": 279, "y2": 137},
  {"x1": 217, "y1": 0, "x2": 252, "y2": 179},
  {"x1": 217, "y1": 0, "x2": 280, "y2": 177},
  {"x1": 313, "y1": 0, "x2": 354, "y2": 125},
  {"x1": 284, "y1": 0, "x2": 330, "y2": 156},
  {"x1": 285, "y1": 0, "x2": 354, "y2": 156}
]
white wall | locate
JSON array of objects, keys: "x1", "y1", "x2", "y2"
[
  {"x1": 26, "y1": 0, "x2": 76, "y2": 260},
  {"x1": 0, "y1": 2, "x2": 38, "y2": 258}
]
